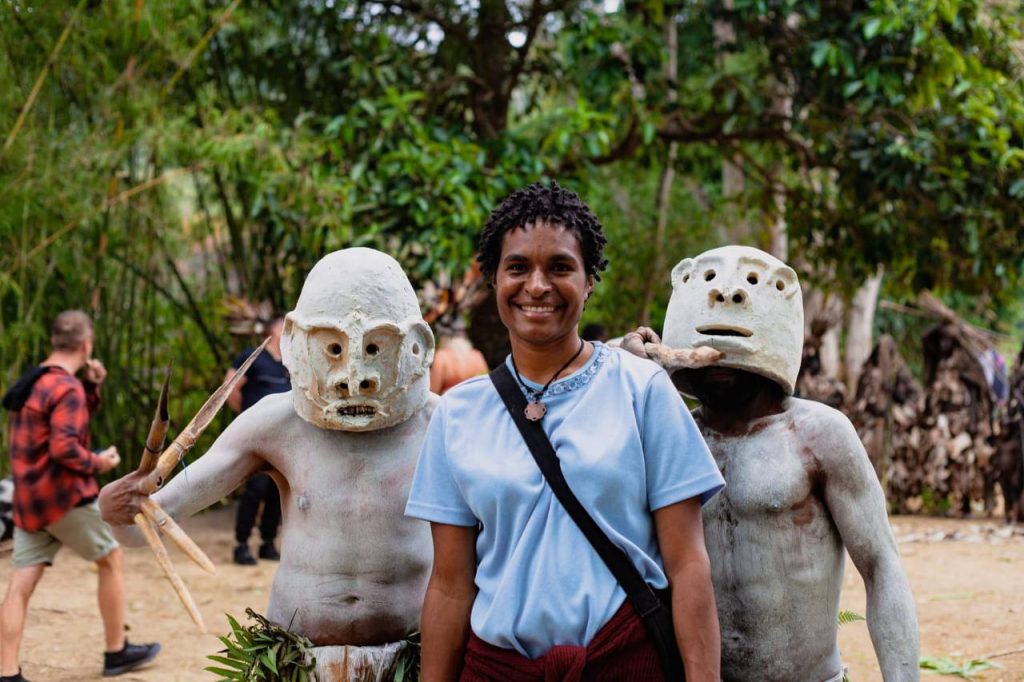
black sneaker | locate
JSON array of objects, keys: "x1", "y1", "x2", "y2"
[
  {"x1": 233, "y1": 543, "x2": 257, "y2": 566},
  {"x1": 103, "y1": 641, "x2": 160, "y2": 677},
  {"x1": 0, "y1": 669, "x2": 31, "y2": 682},
  {"x1": 258, "y1": 541, "x2": 280, "y2": 561}
]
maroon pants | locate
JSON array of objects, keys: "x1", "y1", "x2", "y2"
[{"x1": 459, "y1": 601, "x2": 666, "y2": 682}]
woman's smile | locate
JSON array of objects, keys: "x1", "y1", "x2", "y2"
[{"x1": 495, "y1": 221, "x2": 592, "y2": 350}]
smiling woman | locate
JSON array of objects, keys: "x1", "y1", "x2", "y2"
[{"x1": 405, "y1": 182, "x2": 726, "y2": 682}]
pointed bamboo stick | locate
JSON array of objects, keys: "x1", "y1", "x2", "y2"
[
  {"x1": 134, "y1": 513, "x2": 206, "y2": 632},
  {"x1": 140, "y1": 340, "x2": 267, "y2": 494},
  {"x1": 137, "y1": 368, "x2": 170, "y2": 475},
  {"x1": 140, "y1": 498, "x2": 215, "y2": 574}
]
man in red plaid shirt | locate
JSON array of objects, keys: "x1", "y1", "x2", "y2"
[{"x1": 0, "y1": 311, "x2": 159, "y2": 681}]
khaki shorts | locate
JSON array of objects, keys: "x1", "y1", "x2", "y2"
[{"x1": 12, "y1": 501, "x2": 119, "y2": 568}]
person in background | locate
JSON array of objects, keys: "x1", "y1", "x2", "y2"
[
  {"x1": 581, "y1": 323, "x2": 607, "y2": 343},
  {"x1": 226, "y1": 315, "x2": 290, "y2": 565},
  {"x1": 430, "y1": 319, "x2": 489, "y2": 395},
  {"x1": 0, "y1": 310, "x2": 159, "y2": 680}
]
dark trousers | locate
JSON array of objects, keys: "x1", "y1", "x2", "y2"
[
  {"x1": 459, "y1": 601, "x2": 665, "y2": 682},
  {"x1": 234, "y1": 473, "x2": 281, "y2": 545}
]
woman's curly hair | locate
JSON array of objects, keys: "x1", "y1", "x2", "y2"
[{"x1": 477, "y1": 181, "x2": 608, "y2": 281}]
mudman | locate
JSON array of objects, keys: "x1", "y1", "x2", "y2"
[
  {"x1": 99, "y1": 248, "x2": 437, "y2": 681},
  {"x1": 624, "y1": 245, "x2": 919, "y2": 681}
]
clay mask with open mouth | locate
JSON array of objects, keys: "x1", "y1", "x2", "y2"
[{"x1": 662, "y1": 245, "x2": 803, "y2": 395}]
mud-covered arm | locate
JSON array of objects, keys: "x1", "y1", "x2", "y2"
[
  {"x1": 100, "y1": 402, "x2": 270, "y2": 547},
  {"x1": 822, "y1": 414, "x2": 920, "y2": 680}
]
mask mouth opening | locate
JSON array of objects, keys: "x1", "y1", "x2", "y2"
[
  {"x1": 696, "y1": 325, "x2": 753, "y2": 338},
  {"x1": 337, "y1": 405, "x2": 377, "y2": 417}
]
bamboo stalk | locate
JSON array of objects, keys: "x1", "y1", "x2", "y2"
[
  {"x1": 2, "y1": 166, "x2": 200, "y2": 276},
  {"x1": 140, "y1": 499, "x2": 215, "y2": 574},
  {"x1": 134, "y1": 513, "x2": 206, "y2": 632},
  {"x1": 2, "y1": 0, "x2": 87, "y2": 154},
  {"x1": 160, "y1": 0, "x2": 242, "y2": 98}
]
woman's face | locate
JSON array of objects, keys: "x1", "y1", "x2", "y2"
[{"x1": 495, "y1": 221, "x2": 593, "y2": 348}]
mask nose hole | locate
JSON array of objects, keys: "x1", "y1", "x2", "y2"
[
  {"x1": 337, "y1": 382, "x2": 350, "y2": 398},
  {"x1": 709, "y1": 289, "x2": 725, "y2": 306},
  {"x1": 358, "y1": 379, "x2": 377, "y2": 394},
  {"x1": 732, "y1": 290, "x2": 747, "y2": 304}
]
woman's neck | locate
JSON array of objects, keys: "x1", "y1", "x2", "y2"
[{"x1": 509, "y1": 334, "x2": 593, "y2": 384}]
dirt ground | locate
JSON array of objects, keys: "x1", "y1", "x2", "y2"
[{"x1": 1, "y1": 507, "x2": 1022, "y2": 681}]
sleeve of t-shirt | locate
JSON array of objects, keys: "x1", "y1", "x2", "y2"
[
  {"x1": 640, "y1": 369, "x2": 725, "y2": 511},
  {"x1": 404, "y1": 400, "x2": 478, "y2": 526},
  {"x1": 231, "y1": 349, "x2": 251, "y2": 372}
]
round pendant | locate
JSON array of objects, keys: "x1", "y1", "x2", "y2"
[{"x1": 524, "y1": 401, "x2": 547, "y2": 422}]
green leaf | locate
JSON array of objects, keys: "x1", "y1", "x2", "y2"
[
  {"x1": 1009, "y1": 177, "x2": 1024, "y2": 197},
  {"x1": 837, "y1": 610, "x2": 866, "y2": 625},
  {"x1": 811, "y1": 41, "x2": 830, "y2": 68},
  {"x1": 207, "y1": 655, "x2": 248, "y2": 671},
  {"x1": 863, "y1": 18, "x2": 882, "y2": 39}
]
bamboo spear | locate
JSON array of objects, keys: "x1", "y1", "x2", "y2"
[{"x1": 134, "y1": 341, "x2": 267, "y2": 630}]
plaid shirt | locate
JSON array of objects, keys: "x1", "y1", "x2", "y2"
[{"x1": 7, "y1": 367, "x2": 102, "y2": 531}]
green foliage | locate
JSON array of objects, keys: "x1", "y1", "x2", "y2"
[
  {"x1": 837, "y1": 609, "x2": 866, "y2": 626},
  {"x1": 392, "y1": 633, "x2": 421, "y2": 682},
  {"x1": 207, "y1": 609, "x2": 316, "y2": 682},
  {"x1": 919, "y1": 655, "x2": 1001, "y2": 679},
  {"x1": 2, "y1": 0, "x2": 1023, "y2": 470}
]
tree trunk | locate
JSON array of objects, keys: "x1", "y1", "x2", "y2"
[
  {"x1": 713, "y1": 0, "x2": 749, "y2": 245},
  {"x1": 639, "y1": 14, "x2": 678, "y2": 326},
  {"x1": 803, "y1": 285, "x2": 844, "y2": 378},
  {"x1": 844, "y1": 267, "x2": 885, "y2": 398}
]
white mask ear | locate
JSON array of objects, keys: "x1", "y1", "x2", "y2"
[
  {"x1": 280, "y1": 314, "x2": 310, "y2": 389},
  {"x1": 671, "y1": 258, "x2": 695, "y2": 289},
  {"x1": 404, "y1": 320, "x2": 435, "y2": 376},
  {"x1": 771, "y1": 265, "x2": 800, "y2": 299}
]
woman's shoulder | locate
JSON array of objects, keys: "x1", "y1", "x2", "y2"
[
  {"x1": 600, "y1": 344, "x2": 666, "y2": 387},
  {"x1": 437, "y1": 374, "x2": 497, "y2": 414}
]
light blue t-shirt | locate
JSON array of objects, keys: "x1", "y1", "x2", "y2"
[{"x1": 404, "y1": 343, "x2": 724, "y2": 659}]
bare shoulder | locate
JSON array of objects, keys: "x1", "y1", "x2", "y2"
[
  {"x1": 785, "y1": 397, "x2": 866, "y2": 466},
  {"x1": 407, "y1": 393, "x2": 439, "y2": 429},
  {"x1": 224, "y1": 391, "x2": 297, "y2": 439}
]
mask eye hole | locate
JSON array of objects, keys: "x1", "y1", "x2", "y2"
[
  {"x1": 747, "y1": 273, "x2": 759, "y2": 285},
  {"x1": 682, "y1": 274, "x2": 690, "y2": 283},
  {"x1": 704, "y1": 270, "x2": 716, "y2": 281},
  {"x1": 327, "y1": 342, "x2": 343, "y2": 357},
  {"x1": 366, "y1": 343, "x2": 379, "y2": 356}
]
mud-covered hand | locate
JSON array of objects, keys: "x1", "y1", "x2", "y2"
[
  {"x1": 620, "y1": 327, "x2": 662, "y2": 359},
  {"x1": 99, "y1": 471, "x2": 149, "y2": 526}
]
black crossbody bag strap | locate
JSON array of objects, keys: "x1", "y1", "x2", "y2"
[{"x1": 490, "y1": 364, "x2": 685, "y2": 680}]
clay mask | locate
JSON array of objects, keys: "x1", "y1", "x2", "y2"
[
  {"x1": 280, "y1": 248, "x2": 435, "y2": 431},
  {"x1": 662, "y1": 245, "x2": 803, "y2": 395}
]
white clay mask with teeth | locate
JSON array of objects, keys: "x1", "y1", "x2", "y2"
[{"x1": 281, "y1": 248, "x2": 435, "y2": 432}]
